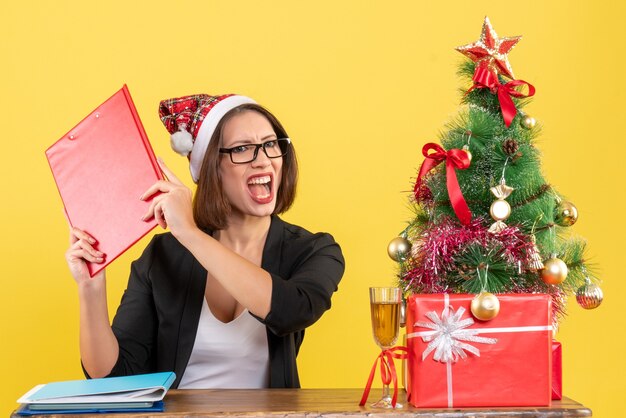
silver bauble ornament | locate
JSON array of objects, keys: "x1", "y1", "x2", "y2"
[
  {"x1": 471, "y1": 292, "x2": 500, "y2": 321},
  {"x1": 576, "y1": 278, "x2": 603, "y2": 309},
  {"x1": 387, "y1": 237, "x2": 412, "y2": 262}
]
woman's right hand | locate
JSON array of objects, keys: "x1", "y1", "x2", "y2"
[{"x1": 65, "y1": 227, "x2": 106, "y2": 284}]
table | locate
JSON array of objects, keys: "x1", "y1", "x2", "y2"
[{"x1": 12, "y1": 389, "x2": 592, "y2": 417}]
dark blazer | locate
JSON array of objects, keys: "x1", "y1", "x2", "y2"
[{"x1": 96, "y1": 215, "x2": 344, "y2": 388}]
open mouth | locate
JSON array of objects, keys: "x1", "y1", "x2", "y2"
[{"x1": 247, "y1": 174, "x2": 273, "y2": 203}]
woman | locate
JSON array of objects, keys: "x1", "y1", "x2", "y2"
[{"x1": 65, "y1": 93, "x2": 345, "y2": 389}]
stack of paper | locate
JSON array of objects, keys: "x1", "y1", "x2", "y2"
[{"x1": 16, "y1": 372, "x2": 175, "y2": 415}]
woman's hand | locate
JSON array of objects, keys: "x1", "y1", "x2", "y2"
[
  {"x1": 65, "y1": 227, "x2": 106, "y2": 285},
  {"x1": 67, "y1": 232, "x2": 117, "y2": 380},
  {"x1": 141, "y1": 158, "x2": 197, "y2": 239}
]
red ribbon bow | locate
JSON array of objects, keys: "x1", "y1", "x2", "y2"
[
  {"x1": 470, "y1": 65, "x2": 536, "y2": 128},
  {"x1": 359, "y1": 346, "x2": 408, "y2": 408},
  {"x1": 413, "y1": 143, "x2": 472, "y2": 225},
  {"x1": 495, "y1": 80, "x2": 535, "y2": 127}
]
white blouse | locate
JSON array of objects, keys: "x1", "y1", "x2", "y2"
[{"x1": 178, "y1": 298, "x2": 270, "y2": 389}]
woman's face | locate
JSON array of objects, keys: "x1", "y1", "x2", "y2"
[{"x1": 219, "y1": 110, "x2": 283, "y2": 220}]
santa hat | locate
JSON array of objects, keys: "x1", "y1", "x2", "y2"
[{"x1": 158, "y1": 93, "x2": 256, "y2": 182}]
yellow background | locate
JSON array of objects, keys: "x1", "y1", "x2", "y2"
[{"x1": 1, "y1": 1, "x2": 624, "y2": 416}]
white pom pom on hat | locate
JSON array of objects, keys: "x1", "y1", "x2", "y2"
[
  {"x1": 170, "y1": 125, "x2": 194, "y2": 157},
  {"x1": 159, "y1": 94, "x2": 256, "y2": 182}
]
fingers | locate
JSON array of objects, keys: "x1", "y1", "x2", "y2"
[
  {"x1": 140, "y1": 194, "x2": 168, "y2": 229},
  {"x1": 66, "y1": 237, "x2": 105, "y2": 264},
  {"x1": 67, "y1": 246, "x2": 105, "y2": 264},
  {"x1": 70, "y1": 227, "x2": 97, "y2": 246},
  {"x1": 140, "y1": 180, "x2": 174, "y2": 201},
  {"x1": 140, "y1": 159, "x2": 188, "y2": 201},
  {"x1": 141, "y1": 193, "x2": 165, "y2": 221},
  {"x1": 154, "y1": 204, "x2": 168, "y2": 229},
  {"x1": 140, "y1": 177, "x2": 189, "y2": 202},
  {"x1": 157, "y1": 157, "x2": 184, "y2": 186}
]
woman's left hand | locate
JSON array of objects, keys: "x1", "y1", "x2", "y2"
[{"x1": 141, "y1": 158, "x2": 196, "y2": 238}]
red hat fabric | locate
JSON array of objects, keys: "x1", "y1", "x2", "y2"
[{"x1": 159, "y1": 93, "x2": 256, "y2": 182}]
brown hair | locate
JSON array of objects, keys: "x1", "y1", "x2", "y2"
[{"x1": 193, "y1": 103, "x2": 298, "y2": 231}]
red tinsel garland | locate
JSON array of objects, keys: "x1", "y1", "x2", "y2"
[{"x1": 401, "y1": 216, "x2": 566, "y2": 321}]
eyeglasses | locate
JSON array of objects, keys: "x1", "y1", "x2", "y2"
[{"x1": 219, "y1": 138, "x2": 291, "y2": 164}]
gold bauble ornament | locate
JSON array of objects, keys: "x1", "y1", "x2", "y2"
[
  {"x1": 471, "y1": 292, "x2": 500, "y2": 321},
  {"x1": 555, "y1": 201, "x2": 578, "y2": 227},
  {"x1": 462, "y1": 144, "x2": 472, "y2": 164},
  {"x1": 576, "y1": 278, "x2": 603, "y2": 309},
  {"x1": 520, "y1": 115, "x2": 536, "y2": 129},
  {"x1": 541, "y1": 257, "x2": 568, "y2": 285},
  {"x1": 387, "y1": 237, "x2": 412, "y2": 262}
]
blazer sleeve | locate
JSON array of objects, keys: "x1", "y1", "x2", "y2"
[
  {"x1": 96, "y1": 238, "x2": 159, "y2": 377},
  {"x1": 261, "y1": 232, "x2": 345, "y2": 336}
]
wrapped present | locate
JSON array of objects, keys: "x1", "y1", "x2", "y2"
[
  {"x1": 552, "y1": 340, "x2": 562, "y2": 400},
  {"x1": 407, "y1": 293, "x2": 552, "y2": 407}
]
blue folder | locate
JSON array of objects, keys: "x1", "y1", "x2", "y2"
[
  {"x1": 15, "y1": 401, "x2": 164, "y2": 415},
  {"x1": 17, "y1": 372, "x2": 175, "y2": 414}
]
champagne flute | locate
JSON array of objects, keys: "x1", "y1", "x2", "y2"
[{"x1": 369, "y1": 287, "x2": 402, "y2": 408}]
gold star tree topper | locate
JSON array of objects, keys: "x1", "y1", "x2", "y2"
[{"x1": 456, "y1": 17, "x2": 522, "y2": 80}]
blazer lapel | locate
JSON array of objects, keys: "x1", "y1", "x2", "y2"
[
  {"x1": 262, "y1": 215, "x2": 283, "y2": 275},
  {"x1": 173, "y1": 254, "x2": 207, "y2": 388}
]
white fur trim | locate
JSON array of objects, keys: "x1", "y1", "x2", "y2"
[
  {"x1": 190, "y1": 95, "x2": 256, "y2": 182},
  {"x1": 170, "y1": 128, "x2": 194, "y2": 156}
]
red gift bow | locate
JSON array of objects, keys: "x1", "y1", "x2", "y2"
[
  {"x1": 359, "y1": 346, "x2": 408, "y2": 408},
  {"x1": 469, "y1": 64, "x2": 536, "y2": 128},
  {"x1": 413, "y1": 143, "x2": 472, "y2": 225}
]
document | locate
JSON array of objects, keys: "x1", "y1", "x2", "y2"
[{"x1": 46, "y1": 85, "x2": 163, "y2": 276}]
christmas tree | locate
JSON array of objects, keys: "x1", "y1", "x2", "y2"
[{"x1": 390, "y1": 17, "x2": 603, "y2": 323}]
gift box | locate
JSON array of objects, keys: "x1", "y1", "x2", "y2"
[
  {"x1": 552, "y1": 340, "x2": 562, "y2": 400},
  {"x1": 407, "y1": 293, "x2": 552, "y2": 408}
]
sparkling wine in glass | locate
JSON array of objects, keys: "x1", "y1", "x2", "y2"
[{"x1": 369, "y1": 287, "x2": 402, "y2": 408}]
